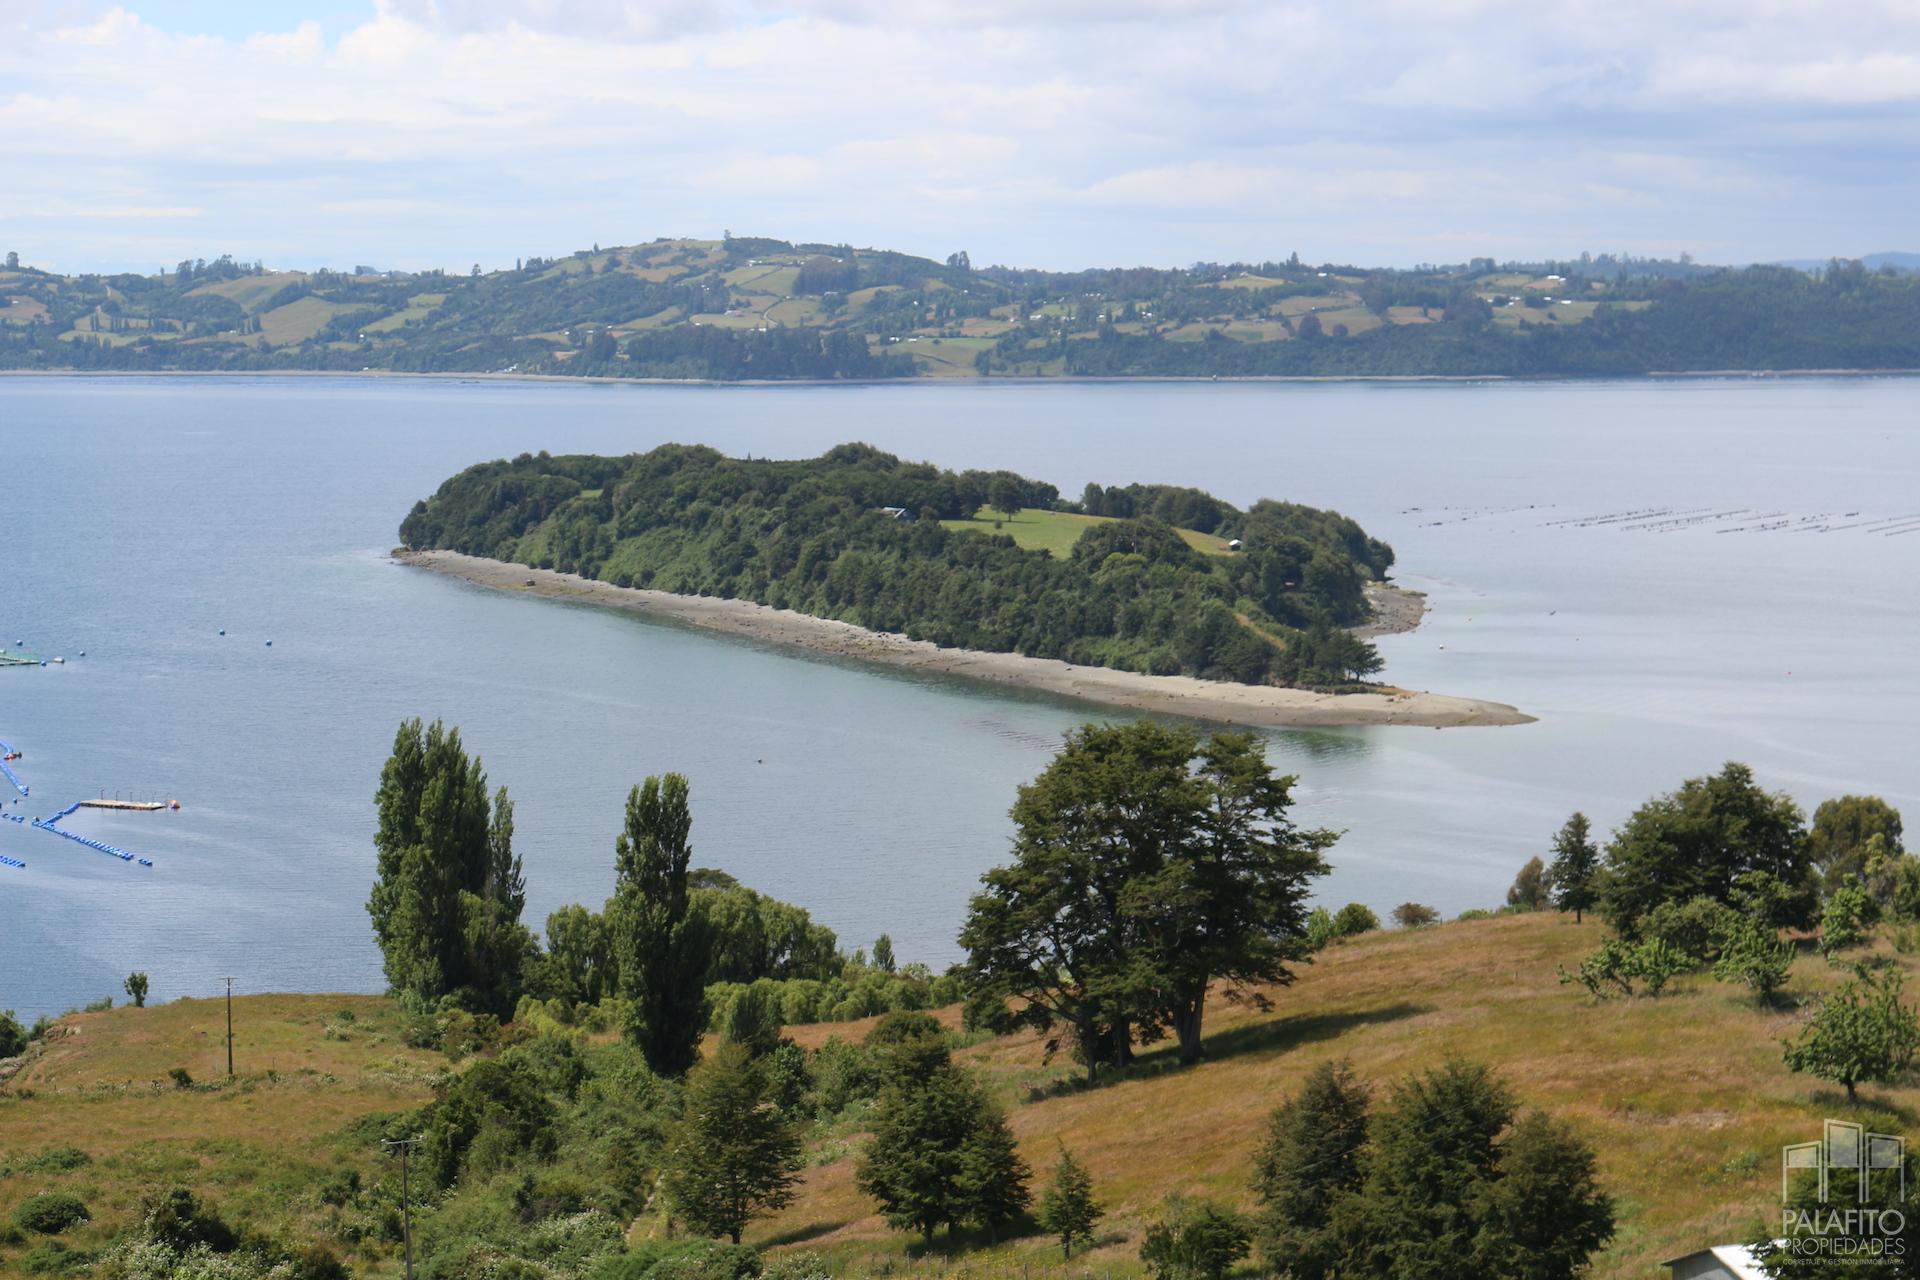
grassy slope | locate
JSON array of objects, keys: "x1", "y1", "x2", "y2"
[
  {"x1": 766, "y1": 914, "x2": 1902, "y2": 1278},
  {"x1": 3, "y1": 916, "x2": 1900, "y2": 1277},
  {"x1": 938, "y1": 508, "x2": 1233, "y2": 559},
  {"x1": 0, "y1": 995, "x2": 441, "y2": 1276}
]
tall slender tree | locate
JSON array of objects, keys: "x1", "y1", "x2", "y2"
[
  {"x1": 367, "y1": 719, "x2": 531, "y2": 1013},
  {"x1": 612, "y1": 773, "x2": 712, "y2": 1076}
]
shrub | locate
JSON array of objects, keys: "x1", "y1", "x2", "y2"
[
  {"x1": 13, "y1": 1194, "x2": 90, "y2": 1236},
  {"x1": 1333, "y1": 903, "x2": 1379, "y2": 936},
  {"x1": 1305, "y1": 907, "x2": 1337, "y2": 951},
  {"x1": 1140, "y1": 1195, "x2": 1251, "y2": 1280},
  {"x1": 168, "y1": 1067, "x2": 194, "y2": 1089},
  {"x1": 1391, "y1": 902, "x2": 1439, "y2": 929},
  {"x1": 1821, "y1": 879, "x2": 1882, "y2": 958},
  {"x1": 590, "y1": 1239, "x2": 762, "y2": 1280},
  {"x1": 0, "y1": 1009, "x2": 27, "y2": 1058},
  {"x1": 17, "y1": 1241, "x2": 88, "y2": 1275},
  {"x1": 1641, "y1": 895, "x2": 1736, "y2": 963},
  {"x1": 1714, "y1": 919, "x2": 1796, "y2": 1002}
]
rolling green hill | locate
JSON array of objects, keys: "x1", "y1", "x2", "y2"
[{"x1": 7, "y1": 238, "x2": 1920, "y2": 379}]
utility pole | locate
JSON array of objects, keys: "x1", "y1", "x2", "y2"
[
  {"x1": 382, "y1": 1136, "x2": 421, "y2": 1280},
  {"x1": 223, "y1": 977, "x2": 234, "y2": 1078}
]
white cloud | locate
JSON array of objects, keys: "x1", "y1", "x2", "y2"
[{"x1": 4, "y1": 0, "x2": 1919, "y2": 273}]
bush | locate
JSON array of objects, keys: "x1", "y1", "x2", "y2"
[
  {"x1": 1641, "y1": 895, "x2": 1736, "y2": 963},
  {"x1": 13, "y1": 1194, "x2": 91, "y2": 1236},
  {"x1": 1333, "y1": 903, "x2": 1379, "y2": 936},
  {"x1": 1140, "y1": 1195, "x2": 1251, "y2": 1280},
  {"x1": 0, "y1": 1009, "x2": 27, "y2": 1058},
  {"x1": 17, "y1": 1241, "x2": 88, "y2": 1275},
  {"x1": 1391, "y1": 902, "x2": 1439, "y2": 929},
  {"x1": 590, "y1": 1239, "x2": 761, "y2": 1280}
]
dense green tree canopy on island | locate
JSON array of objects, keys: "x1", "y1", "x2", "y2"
[{"x1": 400, "y1": 442, "x2": 1396, "y2": 687}]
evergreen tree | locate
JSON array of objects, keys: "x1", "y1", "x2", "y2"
[
  {"x1": 1038, "y1": 1147, "x2": 1102, "y2": 1260},
  {"x1": 1252, "y1": 1059, "x2": 1369, "y2": 1278},
  {"x1": 855, "y1": 1031, "x2": 1030, "y2": 1244},
  {"x1": 612, "y1": 774, "x2": 712, "y2": 1076},
  {"x1": 366, "y1": 719, "x2": 532, "y2": 1014},
  {"x1": 1546, "y1": 812, "x2": 1599, "y2": 923},
  {"x1": 1784, "y1": 967, "x2": 1920, "y2": 1104},
  {"x1": 871, "y1": 933, "x2": 896, "y2": 973},
  {"x1": 1341, "y1": 1060, "x2": 1612, "y2": 1280},
  {"x1": 661, "y1": 1041, "x2": 803, "y2": 1244}
]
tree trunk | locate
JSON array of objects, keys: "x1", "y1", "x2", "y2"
[
  {"x1": 1847, "y1": 1079, "x2": 1858, "y2": 1104},
  {"x1": 1174, "y1": 996, "x2": 1205, "y2": 1064}
]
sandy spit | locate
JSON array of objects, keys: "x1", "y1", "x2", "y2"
[{"x1": 396, "y1": 550, "x2": 1531, "y2": 730}]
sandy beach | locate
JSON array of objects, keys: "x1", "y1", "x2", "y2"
[{"x1": 397, "y1": 550, "x2": 1531, "y2": 729}]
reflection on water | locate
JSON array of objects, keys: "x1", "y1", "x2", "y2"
[{"x1": 2, "y1": 375, "x2": 1917, "y2": 1020}]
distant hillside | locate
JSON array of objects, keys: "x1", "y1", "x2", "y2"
[{"x1": 7, "y1": 237, "x2": 1920, "y2": 378}]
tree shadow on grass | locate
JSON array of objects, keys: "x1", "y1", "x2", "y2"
[
  {"x1": 1031, "y1": 1001, "x2": 1430, "y2": 1101},
  {"x1": 757, "y1": 1218, "x2": 861, "y2": 1249}
]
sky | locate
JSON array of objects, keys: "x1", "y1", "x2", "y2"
[{"x1": 4, "y1": 0, "x2": 1919, "y2": 275}]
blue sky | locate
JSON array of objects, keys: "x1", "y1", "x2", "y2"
[{"x1": 6, "y1": 0, "x2": 1919, "y2": 274}]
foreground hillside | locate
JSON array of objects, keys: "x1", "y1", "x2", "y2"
[
  {"x1": 6, "y1": 235, "x2": 1920, "y2": 378},
  {"x1": 2, "y1": 913, "x2": 1899, "y2": 1277}
]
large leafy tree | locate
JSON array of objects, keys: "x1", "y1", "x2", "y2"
[
  {"x1": 660, "y1": 1041, "x2": 802, "y2": 1244},
  {"x1": 1809, "y1": 795, "x2": 1904, "y2": 884},
  {"x1": 611, "y1": 774, "x2": 712, "y2": 1076},
  {"x1": 367, "y1": 719, "x2": 532, "y2": 1014},
  {"x1": 1599, "y1": 762, "x2": 1814, "y2": 935},
  {"x1": 961, "y1": 722, "x2": 1332, "y2": 1078},
  {"x1": 855, "y1": 1026, "x2": 1030, "y2": 1244}
]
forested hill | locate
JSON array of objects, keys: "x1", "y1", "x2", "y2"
[
  {"x1": 7, "y1": 236, "x2": 1920, "y2": 379},
  {"x1": 400, "y1": 443, "x2": 1395, "y2": 687}
]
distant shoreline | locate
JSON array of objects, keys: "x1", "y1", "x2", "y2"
[
  {"x1": 396, "y1": 549, "x2": 1531, "y2": 730},
  {"x1": 4, "y1": 367, "x2": 1920, "y2": 387}
]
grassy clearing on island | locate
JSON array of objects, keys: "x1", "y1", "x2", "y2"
[{"x1": 938, "y1": 507, "x2": 1235, "y2": 559}]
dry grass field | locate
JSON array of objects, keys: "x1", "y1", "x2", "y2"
[{"x1": 3, "y1": 916, "x2": 1897, "y2": 1277}]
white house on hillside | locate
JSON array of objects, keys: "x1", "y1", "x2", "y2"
[{"x1": 1664, "y1": 1243, "x2": 1768, "y2": 1280}]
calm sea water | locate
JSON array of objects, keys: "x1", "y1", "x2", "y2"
[{"x1": 3, "y1": 375, "x2": 1918, "y2": 1021}]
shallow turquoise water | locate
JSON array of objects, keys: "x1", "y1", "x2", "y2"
[{"x1": 2, "y1": 375, "x2": 1917, "y2": 1019}]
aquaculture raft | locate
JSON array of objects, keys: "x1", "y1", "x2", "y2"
[
  {"x1": 33, "y1": 803, "x2": 154, "y2": 866},
  {"x1": 0, "y1": 650, "x2": 39, "y2": 668}
]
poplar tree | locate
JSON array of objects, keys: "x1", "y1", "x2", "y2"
[
  {"x1": 367, "y1": 719, "x2": 531, "y2": 1013},
  {"x1": 612, "y1": 773, "x2": 712, "y2": 1076}
]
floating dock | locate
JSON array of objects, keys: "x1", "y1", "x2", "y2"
[
  {"x1": 80, "y1": 799, "x2": 168, "y2": 812},
  {"x1": 33, "y1": 803, "x2": 154, "y2": 866},
  {"x1": 0, "y1": 651, "x2": 39, "y2": 668}
]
